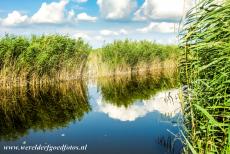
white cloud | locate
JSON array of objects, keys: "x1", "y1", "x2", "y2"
[
  {"x1": 119, "y1": 28, "x2": 128, "y2": 35},
  {"x1": 94, "y1": 35, "x2": 104, "y2": 41},
  {"x1": 67, "y1": 10, "x2": 97, "y2": 22},
  {"x1": 67, "y1": 9, "x2": 75, "y2": 20},
  {"x1": 76, "y1": 13, "x2": 97, "y2": 22},
  {"x1": 137, "y1": 22, "x2": 178, "y2": 33},
  {"x1": 73, "y1": 32, "x2": 90, "y2": 40},
  {"x1": 100, "y1": 29, "x2": 119, "y2": 36},
  {"x1": 0, "y1": 1, "x2": 96, "y2": 26},
  {"x1": 75, "y1": 0, "x2": 88, "y2": 3},
  {"x1": 156, "y1": 37, "x2": 178, "y2": 45},
  {"x1": 133, "y1": 0, "x2": 194, "y2": 21},
  {"x1": 1, "y1": 11, "x2": 28, "y2": 26},
  {"x1": 31, "y1": 0, "x2": 68, "y2": 24},
  {"x1": 98, "y1": 89, "x2": 181, "y2": 121},
  {"x1": 97, "y1": 0, "x2": 137, "y2": 20},
  {"x1": 166, "y1": 37, "x2": 178, "y2": 44},
  {"x1": 100, "y1": 28, "x2": 129, "y2": 36}
]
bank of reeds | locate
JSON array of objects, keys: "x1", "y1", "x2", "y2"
[
  {"x1": 179, "y1": 0, "x2": 230, "y2": 153},
  {"x1": 0, "y1": 34, "x2": 91, "y2": 87},
  {"x1": 87, "y1": 40, "x2": 181, "y2": 78}
]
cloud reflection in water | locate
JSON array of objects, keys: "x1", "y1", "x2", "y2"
[{"x1": 97, "y1": 89, "x2": 181, "y2": 121}]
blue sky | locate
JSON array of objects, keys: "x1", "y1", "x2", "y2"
[{"x1": 0, "y1": 0, "x2": 194, "y2": 48}]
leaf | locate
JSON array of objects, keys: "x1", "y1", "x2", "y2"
[
  {"x1": 194, "y1": 104, "x2": 227, "y2": 132},
  {"x1": 181, "y1": 131, "x2": 198, "y2": 154}
]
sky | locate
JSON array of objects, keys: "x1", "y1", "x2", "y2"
[{"x1": 0, "y1": 0, "x2": 194, "y2": 48}]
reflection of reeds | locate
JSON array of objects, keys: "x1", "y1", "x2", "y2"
[
  {"x1": 97, "y1": 72, "x2": 178, "y2": 108},
  {"x1": 157, "y1": 135, "x2": 183, "y2": 154},
  {"x1": 0, "y1": 81, "x2": 90, "y2": 141}
]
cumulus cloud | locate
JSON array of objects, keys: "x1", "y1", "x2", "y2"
[
  {"x1": 67, "y1": 10, "x2": 97, "y2": 22},
  {"x1": 31, "y1": 0, "x2": 68, "y2": 24},
  {"x1": 98, "y1": 89, "x2": 181, "y2": 121},
  {"x1": 97, "y1": 0, "x2": 137, "y2": 20},
  {"x1": 137, "y1": 22, "x2": 179, "y2": 33},
  {"x1": 76, "y1": 13, "x2": 97, "y2": 22},
  {"x1": 0, "y1": 0, "x2": 96, "y2": 26},
  {"x1": 1, "y1": 11, "x2": 28, "y2": 26},
  {"x1": 100, "y1": 29, "x2": 128, "y2": 36},
  {"x1": 133, "y1": 0, "x2": 194, "y2": 21}
]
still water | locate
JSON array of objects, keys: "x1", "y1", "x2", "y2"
[{"x1": 0, "y1": 74, "x2": 183, "y2": 154}]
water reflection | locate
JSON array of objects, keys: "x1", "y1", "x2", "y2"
[
  {"x1": 97, "y1": 89, "x2": 181, "y2": 121},
  {"x1": 0, "y1": 81, "x2": 90, "y2": 141},
  {"x1": 0, "y1": 73, "x2": 183, "y2": 154},
  {"x1": 98, "y1": 74, "x2": 178, "y2": 107},
  {"x1": 96, "y1": 74, "x2": 181, "y2": 121}
]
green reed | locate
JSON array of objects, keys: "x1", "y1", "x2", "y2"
[
  {"x1": 98, "y1": 40, "x2": 181, "y2": 74},
  {"x1": 179, "y1": 0, "x2": 230, "y2": 153},
  {"x1": 0, "y1": 34, "x2": 91, "y2": 86}
]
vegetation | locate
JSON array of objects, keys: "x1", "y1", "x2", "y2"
[
  {"x1": 89, "y1": 40, "x2": 181, "y2": 77},
  {"x1": 0, "y1": 34, "x2": 181, "y2": 86},
  {"x1": 1, "y1": 2, "x2": 229, "y2": 152},
  {"x1": 98, "y1": 71, "x2": 178, "y2": 107},
  {"x1": 0, "y1": 34, "x2": 91, "y2": 86},
  {"x1": 0, "y1": 81, "x2": 90, "y2": 141},
  {"x1": 179, "y1": 0, "x2": 230, "y2": 153}
]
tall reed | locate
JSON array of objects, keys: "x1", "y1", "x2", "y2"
[
  {"x1": 0, "y1": 34, "x2": 91, "y2": 87},
  {"x1": 93, "y1": 40, "x2": 181, "y2": 77},
  {"x1": 179, "y1": 0, "x2": 230, "y2": 153}
]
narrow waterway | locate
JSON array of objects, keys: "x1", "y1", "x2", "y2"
[{"x1": 0, "y1": 74, "x2": 183, "y2": 154}]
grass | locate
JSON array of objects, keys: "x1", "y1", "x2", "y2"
[
  {"x1": 179, "y1": 0, "x2": 230, "y2": 153},
  {"x1": 88, "y1": 40, "x2": 181, "y2": 77},
  {"x1": 0, "y1": 34, "x2": 91, "y2": 87}
]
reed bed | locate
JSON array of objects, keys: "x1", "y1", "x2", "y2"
[
  {"x1": 87, "y1": 40, "x2": 181, "y2": 78},
  {"x1": 179, "y1": 0, "x2": 230, "y2": 153},
  {"x1": 0, "y1": 34, "x2": 91, "y2": 87}
]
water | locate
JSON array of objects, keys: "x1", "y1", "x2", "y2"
[{"x1": 0, "y1": 74, "x2": 183, "y2": 154}]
